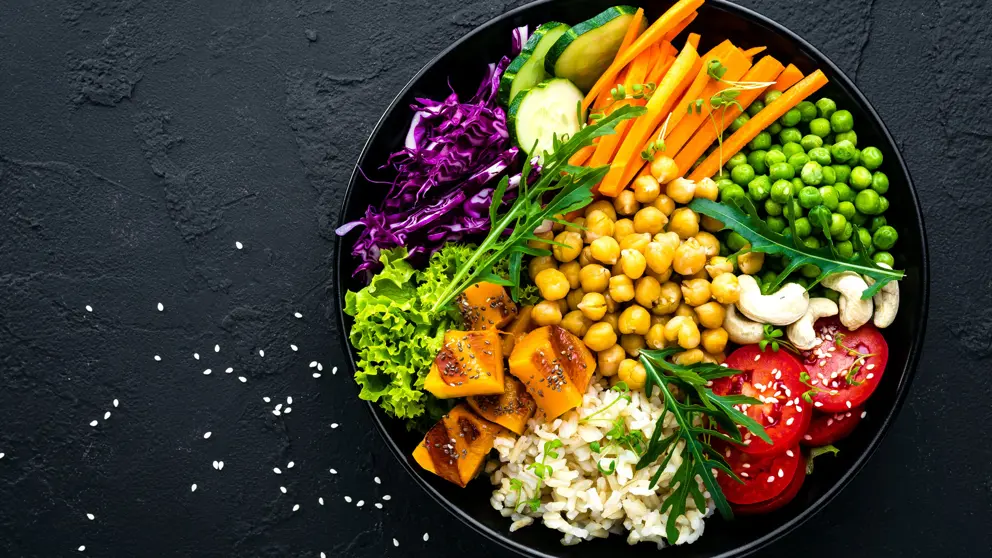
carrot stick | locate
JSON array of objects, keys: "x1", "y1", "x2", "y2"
[
  {"x1": 592, "y1": 67, "x2": 629, "y2": 110},
  {"x1": 686, "y1": 32, "x2": 701, "y2": 50},
  {"x1": 671, "y1": 55, "x2": 785, "y2": 176},
  {"x1": 687, "y1": 70, "x2": 829, "y2": 181},
  {"x1": 772, "y1": 63, "x2": 804, "y2": 92},
  {"x1": 743, "y1": 46, "x2": 767, "y2": 58},
  {"x1": 663, "y1": 41, "x2": 736, "y2": 141},
  {"x1": 646, "y1": 54, "x2": 676, "y2": 86},
  {"x1": 663, "y1": 10, "x2": 697, "y2": 42},
  {"x1": 584, "y1": 0, "x2": 704, "y2": 109},
  {"x1": 581, "y1": 8, "x2": 646, "y2": 111},
  {"x1": 587, "y1": 49, "x2": 655, "y2": 167},
  {"x1": 569, "y1": 145, "x2": 595, "y2": 166},
  {"x1": 598, "y1": 42, "x2": 700, "y2": 197}
]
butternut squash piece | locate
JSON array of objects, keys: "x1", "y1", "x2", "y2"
[
  {"x1": 412, "y1": 405, "x2": 503, "y2": 487},
  {"x1": 467, "y1": 374, "x2": 537, "y2": 435},
  {"x1": 457, "y1": 282, "x2": 517, "y2": 331},
  {"x1": 424, "y1": 330, "x2": 504, "y2": 398},
  {"x1": 501, "y1": 305, "x2": 534, "y2": 355},
  {"x1": 508, "y1": 325, "x2": 596, "y2": 419}
]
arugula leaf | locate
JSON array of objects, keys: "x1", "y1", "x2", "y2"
[
  {"x1": 806, "y1": 444, "x2": 840, "y2": 474},
  {"x1": 688, "y1": 197, "x2": 903, "y2": 299}
]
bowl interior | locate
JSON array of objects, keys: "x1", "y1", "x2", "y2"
[{"x1": 336, "y1": 1, "x2": 927, "y2": 556}]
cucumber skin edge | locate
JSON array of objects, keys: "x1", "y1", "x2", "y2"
[
  {"x1": 543, "y1": 5, "x2": 638, "y2": 76},
  {"x1": 498, "y1": 21, "x2": 569, "y2": 106}
]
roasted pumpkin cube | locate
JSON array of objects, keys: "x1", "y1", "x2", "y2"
[
  {"x1": 467, "y1": 374, "x2": 537, "y2": 435},
  {"x1": 424, "y1": 330, "x2": 504, "y2": 398},
  {"x1": 501, "y1": 305, "x2": 534, "y2": 355},
  {"x1": 457, "y1": 282, "x2": 517, "y2": 331},
  {"x1": 508, "y1": 325, "x2": 597, "y2": 419},
  {"x1": 412, "y1": 405, "x2": 503, "y2": 487}
]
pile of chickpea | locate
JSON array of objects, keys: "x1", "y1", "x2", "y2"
[{"x1": 525, "y1": 156, "x2": 762, "y2": 392}]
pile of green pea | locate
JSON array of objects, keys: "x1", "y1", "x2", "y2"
[{"x1": 708, "y1": 93, "x2": 899, "y2": 289}]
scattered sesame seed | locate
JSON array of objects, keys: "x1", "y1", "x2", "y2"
[
  {"x1": 104, "y1": 411, "x2": 111, "y2": 420},
  {"x1": 273, "y1": 468, "x2": 282, "y2": 475},
  {"x1": 113, "y1": 399, "x2": 119, "y2": 408},
  {"x1": 0, "y1": 453, "x2": 4, "y2": 459},
  {"x1": 313, "y1": 373, "x2": 321, "y2": 378},
  {"x1": 292, "y1": 504, "x2": 300, "y2": 512},
  {"x1": 217, "y1": 461, "x2": 224, "y2": 470},
  {"x1": 814, "y1": 402, "x2": 823, "y2": 407},
  {"x1": 280, "y1": 486, "x2": 287, "y2": 494},
  {"x1": 374, "y1": 476, "x2": 381, "y2": 485},
  {"x1": 318, "y1": 497, "x2": 324, "y2": 505},
  {"x1": 786, "y1": 450, "x2": 794, "y2": 458},
  {"x1": 754, "y1": 354, "x2": 760, "y2": 361},
  {"x1": 214, "y1": 344, "x2": 220, "y2": 353},
  {"x1": 331, "y1": 423, "x2": 339, "y2": 429},
  {"x1": 344, "y1": 496, "x2": 352, "y2": 503},
  {"x1": 194, "y1": 353, "x2": 200, "y2": 360},
  {"x1": 742, "y1": 463, "x2": 750, "y2": 468},
  {"x1": 329, "y1": 469, "x2": 338, "y2": 475},
  {"x1": 275, "y1": 404, "x2": 283, "y2": 411},
  {"x1": 287, "y1": 396, "x2": 293, "y2": 405},
  {"x1": 866, "y1": 364, "x2": 875, "y2": 370},
  {"x1": 212, "y1": 461, "x2": 219, "y2": 470},
  {"x1": 78, "y1": 546, "x2": 86, "y2": 552},
  {"x1": 316, "y1": 363, "x2": 323, "y2": 371},
  {"x1": 85, "y1": 305, "x2": 93, "y2": 312},
  {"x1": 866, "y1": 373, "x2": 874, "y2": 380},
  {"x1": 287, "y1": 461, "x2": 295, "y2": 469},
  {"x1": 263, "y1": 397, "x2": 271, "y2": 403},
  {"x1": 290, "y1": 344, "x2": 298, "y2": 351},
  {"x1": 272, "y1": 410, "x2": 281, "y2": 416},
  {"x1": 284, "y1": 407, "x2": 292, "y2": 414},
  {"x1": 258, "y1": 349, "x2": 265, "y2": 357},
  {"x1": 235, "y1": 241, "x2": 243, "y2": 250},
  {"x1": 374, "y1": 503, "x2": 383, "y2": 509},
  {"x1": 423, "y1": 533, "x2": 429, "y2": 542},
  {"x1": 767, "y1": 476, "x2": 775, "y2": 483},
  {"x1": 157, "y1": 303, "x2": 164, "y2": 312},
  {"x1": 321, "y1": 553, "x2": 326, "y2": 558},
  {"x1": 309, "y1": 361, "x2": 317, "y2": 368},
  {"x1": 294, "y1": 312, "x2": 303, "y2": 319},
  {"x1": 803, "y1": 434, "x2": 812, "y2": 441},
  {"x1": 382, "y1": 495, "x2": 391, "y2": 501},
  {"x1": 332, "y1": 366, "x2": 338, "y2": 375},
  {"x1": 356, "y1": 500, "x2": 364, "y2": 507},
  {"x1": 154, "y1": 355, "x2": 161, "y2": 361},
  {"x1": 204, "y1": 432, "x2": 212, "y2": 439},
  {"x1": 203, "y1": 369, "x2": 212, "y2": 375},
  {"x1": 786, "y1": 417, "x2": 794, "y2": 426},
  {"x1": 90, "y1": 420, "x2": 98, "y2": 427},
  {"x1": 845, "y1": 400, "x2": 852, "y2": 409},
  {"x1": 860, "y1": 411, "x2": 867, "y2": 418},
  {"x1": 86, "y1": 513, "x2": 94, "y2": 520},
  {"x1": 777, "y1": 468, "x2": 784, "y2": 478},
  {"x1": 191, "y1": 484, "x2": 197, "y2": 492},
  {"x1": 238, "y1": 376, "x2": 246, "y2": 383},
  {"x1": 225, "y1": 367, "x2": 233, "y2": 374},
  {"x1": 393, "y1": 539, "x2": 399, "y2": 547}
]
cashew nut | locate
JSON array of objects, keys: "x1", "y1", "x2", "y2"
[
  {"x1": 786, "y1": 298, "x2": 839, "y2": 350},
  {"x1": 736, "y1": 275, "x2": 810, "y2": 326},
  {"x1": 723, "y1": 304, "x2": 765, "y2": 344},
  {"x1": 822, "y1": 272, "x2": 874, "y2": 330},
  {"x1": 864, "y1": 263, "x2": 899, "y2": 328}
]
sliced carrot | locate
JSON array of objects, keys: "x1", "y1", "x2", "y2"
[
  {"x1": 663, "y1": 41, "x2": 736, "y2": 141},
  {"x1": 569, "y1": 145, "x2": 595, "y2": 166},
  {"x1": 587, "y1": 49, "x2": 655, "y2": 167},
  {"x1": 592, "y1": 67, "x2": 629, "y2": 110},
  {"x1": 584, "y1": 0, "x2": 704, "y2": 109},
  {"x1": 663, "y1": 10, "x2": 697, "y2": 42},
  {"x1": 686, "y1": 32, "x2": 701, "y2": 50},
  {"x1": 743, "y1": 46, "x2": 767, "y2": 58},
  {"x1": 646, "y1": 54, "x2": 676, "y2": 86},
  {"x1": 688, "y1": 70, "x2": 829, "y2": 181},
  {"x1": 670, "y1": 55, "x2": 785, "y2": 176},
  {"x1": 581, "y1": 7, "x2": 646, "y2": 111},
  {"x1": 773, "y1": 63, "x2": 804, "y2": 92},
  {"x1": 598, "y1": 42, "x2": 700, "y2": 197}
]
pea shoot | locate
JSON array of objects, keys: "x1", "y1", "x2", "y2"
[{"x1": 515, "y1": 438, "x2": 564, "y2": 513}]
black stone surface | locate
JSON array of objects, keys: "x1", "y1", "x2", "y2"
[{"x1": 0, "y1": 1, "x2": 989, "y2": 556}]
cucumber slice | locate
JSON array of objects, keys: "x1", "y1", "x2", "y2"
[
  {"x1": 508, "y1": 78, "x2": 585, "y2": 157},
  {"x1": 545, "y1": 6, "x2": 643, "y2": 92},
  {"x1": 499, "y1": 22, "x2": 570, "y2": 106}
]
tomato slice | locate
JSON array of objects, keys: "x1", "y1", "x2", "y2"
[
  {"x1": 733, "y1": 455, "x2": 807, "y2": 515},
  {"x1": 714, "y1": 345, "x2": 811, "y2": 455},
  {"x1": 799, "y1": 317, "x2": 889, "y2": 413},
  {"x1": 717, "y1": 443, "x2": 801, "y2": 505},
  {"x1": 802, "y1": 407, "x2": 865, "y2": 446}
]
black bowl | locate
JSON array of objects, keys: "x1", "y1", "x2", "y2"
[{"x1": 335, "y1": 1, "x2": 929, "y2": 556}]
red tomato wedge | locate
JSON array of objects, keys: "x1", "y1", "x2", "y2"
[
  {"x1": 799, "y1": 317, "x2": 889, "y2": 413},
  {"x1": 717, "y1": 443, "x2": 801, "y2": 505},
  {"x1": 802, "y1": 407, "x2": 865, "y2": 446},
  {"x1": 714, "y1": 345, "x2": 811, "y2": 455},
  {"x1": 733, "y1": 455, "x2": 807, "y2": 515}
]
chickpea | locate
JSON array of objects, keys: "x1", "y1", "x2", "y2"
[
  {"x1": 527, "y1": 230, "x2": 554, "y2": 251},
  {"x1": 634, "y1": 276, "x2": 662, "y2": 308},
  {"x1": 651, "y1": 193, "x2": 676, "y2": 216},
  {"x1": 650, "y1": 155, "x2": 679, "y2": 184},
  {"x1": 620, "y1": 249, "x2": 647, "y2": 279},
  {"x1": 618, "y1": 304, "x2": 651, "y2": 335},
  {"x1": 620, "y1": 334, "x2": 646, "y2": 357},
  {"x1": 681, "y1": 278, "x2": 712, "y2": 307},
  {"x1": 556, "y1": 299, "x2": 570, "y2": 315},
  {"x1": 633, "y1": 206, "x2": 668, "y2": 235},
  {"x1": 711, "y1": 273, "x2": 741, "y2": 304},
  {"x1": 701, "y1": 327, "x2": 729, "y2": 354},
  {"x1": 667, "y1": 207, "x2": 700, "y2": 239},
  {"x1": 673, "y1": 348, "x2": 705, "y2": 366},
  {"x1": 666, "y1": 177, "x2": 696, "y2": 204},
  {"x1": 584, "y1": 210, "x2": 615, "y2": 243},
  {"x1": 619, "y1": 232, "x2": 651, "y2": 254},
  {"x1": 565, "y1": 216, "x2": 585, "y2": 234},
  {"x1": 610, "y1": 262, "x2": 624, "y2": 277},
  {"x1": 706, "y1": 256, "x2": 734, "y2": 279},
  {"x1": 590, "y1": 236, "x2": 621, "y2": 265},
  {"x1": 673, "y1": 237, "x2": 707, "y2": 276},
  {"x1": 535, "y1": 268, "x2": 570, "y2": 301},
  {"x1": 617, "y1": 359, "x2": 647, "y2": 390},
  {"x1": 613, "y1": 218, "x2": 635, "y2": 242},
  {"x1": 650, "y1": 314, "x2": 670, "y2": 327},
  {"x1": 601, "y1": 312, "x2": 619, "y2": 333},
  {"x1": 645, "y1": 266, "x2": 674, "y2": 283},
  {"x1": 583, "y1": 322, "x2": 618, "y2": 352},
  {"x1": 557, "y1": 261, "x2": 580, "y2": 291},
  {"x1": 613, "y1": 190, "x2": 640, "y2": 216},
  {"x1": 579, "y1": 264, "x2": 610, "y2": 293},
  {"x1": 578, "y1": 246, "x2": 595, "y2": 267},
  {"x1": 633, "y1": 175, "x2": 661, "y2": 203},
  {"x1": 693, "y1": 177, "x2": 719, "y2": 201},
  {"x1": 675, "y1": 303, "x2": 699, "y2": 323},
  {"x1": 702, "y1": 350, "x2": 727, "y2": 364},
  {"x1": 597, "y1": 344, "x2": 626, "y2": 377},
  {"x1": 701, "y1": 215, "x2": 724, "y2": 233},
  {"x1": 532, "y1": 300, "x2": 563, "y2": 326},
  {"x1": 663, "y1": 315, "x2": 701, "y2": 349},
  {"x1": 577, "y1": 292, "x2": 607, "y2": 320},
  {"x1": 561, "y1": 310, "x2": 593, "y2": 337},
  {"x1": 654, "y1": 231, "x2": 681, "y2": 249},
  {"x1": 738, "y1": 251, "x2": 765, "y2": 275},
  {"x1": 693, "y1": 231, "x2": 720, "y2": 257},
  {"x1": 528, "y1": 255, "x2": 557, "y2": 281},
  {"x1": 552, "y1": 231, "x2": 583, "y2": 262},
  {"x1": 603, "y1": 293, "x2": 619, "y2": 313},
  {"x1": 695, "y1": 301, "x2": 726, "y2": 329},
  {"x1": 644, "y1": 242, "x2": 674, "y2": 275},
  {"x1": 655, "y1": 281, "x2": 683, "y2": 314},
  {"x1": 566, "y1": 287, "x2": 586, "y2": 311},
  {"x1": 687, "y1": 269, "x2": 710, "y2": 281},
  {"x1": 583, "y1": 200, "x2": 616, "y2": 220},
  {"x1": 646, "y1": 323, "x2": 666, "y2": 349},
  {"x1": 608, "y1": 275, "x2": 635, "y2": 303}
]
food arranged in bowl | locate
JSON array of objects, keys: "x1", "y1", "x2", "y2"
[{"x1": 338, "y1": 0, "x2": 907, "y2": 550}]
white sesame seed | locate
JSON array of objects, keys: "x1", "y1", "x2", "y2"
[
  {"x1": 845, "y1": 400, "x2": 852, "y2": 409},
  {"x1": 285, "y1": 407, "x2": 293, "y2": 414},
  {"x1": 203, "y1": 369, "x2": 211, "y2": 375},
  {"x1": 318, "y1": 497, "x2": 324, "y2": 505},
  {"x1": 275, "y1": 404, "x2": 283, "y2": 411},
  {"x1": 191, "y1": 484, "x2": 197, "y2": 492},
  {"x1": 741, "y1": 472, "x2": 749, "y2": 478},
  {"x1": 85, "y1": 305, "x2": 93, "y2": 312},
  {"x1": 218, "y1": 461, "x2": 224, "y2": 470},
  {"x1": 235, "y1": 241, "x2": 243, "y2": 249},
  {"x1": 273, "y1": 468, "x2": 282, "y2": 475},
  {"x1": 313, "y1": 373, "x2": 321, "y2": 378},
  {"x1": 309, "y1": 361, "x2": 317, "y2": 368},
  {"x1": 203, "y1": 432, "x2": 212, "y2": 439},
  {"x1": 767, "y1": 476, "x2": 775, "y2": 483},
  {"x1": 238, "y1": 376, "x2": 246, "y2": 383},
  {"x1": 321, "y1": 553, "x2": 326, "y2": 558},
  {"x1": 804, "y1": 434, "x2": 812, "y2": 440},
  {"x1": 113, "y1": 399, "x2": 119, "y2": 408},
  {"x1": 214, "y1": 344, "x2": 220, "y2": 353},
  {"x1": 287, "y1": 396, "x2": 293, "y2": 405},
  {"x1": 344, "y1": 496, "x2": 352, "y2": 503},
  {"x1": 742, "y1": 463, "x2": 750, "y2": 468},
  {"x1": 272, "y1": 410, "x2": 281, "y2": 416},
  {"x1": 860, "y1": 411, "x2": 867, "y2": 418},
  {"x1": 0, "y1": 453, "x2": 4, "y2": 459},
  {"x1": 292, "y1": 504, "x2": 300, "y2": 512},
  {"x1": 86, "y1": 513, "x2": 94, "y2": 520},
  {"x1": 104, "y1": 411, "x2": 111, "y2": 420},
  {"x1": 258, "y1": 349, "x2": 265, "y2": 357},
  {"x1": 225, "y1": 367, "x2": 233, "y2": 374},
  {"x1": 329, "y1": 469, "x2": 338, "y2": 475},
  {"x1": 786, "y1": 417, "x2": 794, "y2": 426},
  {"x1": 287, "y1": 461, "x2": 295, "y2": 469},
  {"x1": 374, "y1": 476, "x2": 381, "y2": 485},
  {"x1": 866, "y1": 373, "x2": 874, "y2": 380},
  {"x1": 154, "y1": 355, "x2": 161, "y2": 361},
  {"x1": 866, "y1": 364, "x2": 875, "y2": 370},
  {"x1": 157, "y1": 303, "x2": 164, "y2": 312},
  {"x1": 263, "y1": 397, "x2": 271, "y2": 403},
  {"x1": 374, "y1": 503, "x2": 383, "y2": 509},
  {"x1": 786, "y1": 450, "x2": 794, "y2": 458},
  {"x1": 332, "y1": 366, "x2": 338, "y2": 375},
  {"x1": 317, "y1": 363, "x2": 323, "y2": 371},
  {"x1": 356, "y1": 500, "x2": 364, "y2": 507},
  {"x1": 78, "y1": 545, "x2": 86, "y2": 552},
  {"x1": 423, "y1": 533, "x2": 430, "y2": 542},
  {"x1": 294, "y1": 312, "x2": 303, "y2": 319},
  {"x1": 331, "y1": 423, "x2": 339, "y2": 429},
  {"x1": 393, "y1": 539, "x2": 399, "y2": 547},
  {"x1": 796, "y1": 405, "x2": 803, "y2": 412},
  {"x1": 290, "y1": 344, "x2": 298, "y2": 351},
  {"x1": 90, "y1": 420, "x2": 98, "y2": 427},
  {"x1": 212, "y1": 461, "x2": 219, "y2": 470},
  {"x1": 767, "y1": 416, "x2": 774, "y2": 424},
  {"x1": 754, "y1": 354, "x2": 760, "y2": 361},
  {"x1": 777, "y1": 468, "x2": 784, "y2": 478},
  {"x1": 382, "y1": 495, "x2": 391, "y2": 501},
  {"x1": 280, "y1": 486, "x2": 287, "y2": 494},
  {"x1": 194, "y1": 353, "x2": 200, "y2": 360},
  {"x1": 814, "y1": 401, "x2": 823, "y2": 407}
]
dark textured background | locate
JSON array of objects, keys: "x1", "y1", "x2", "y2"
[{"x1": 0, "y1": 0, "x2": 990, "y2": 556}]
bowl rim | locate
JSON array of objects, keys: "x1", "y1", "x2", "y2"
[{"x1": 334, "y1": 1, "x2": 930, "y2": 556}]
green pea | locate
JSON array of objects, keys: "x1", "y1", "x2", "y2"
[
  {"x1": 726, "y1": 152, "x2": 748, "y2": 170},
  {"x1": 856, "y1": 227, "x2": 873, "y2": 248},
  {"x1": 815, "y1": 97, "x2": 837, "y2": 118},
  {"x1": 731, "y1": 163, "x2": 755, "y2": 186},
  {"x1": 783, "y1": 199, "x2": 803, "y2": 218},
  {"x1": 716, "y1": 177, "x2": 736, "y2": 191},
  {"x1": 791, "y1": 177, "x2": 805, "y2": 191},
  {"x1": 818, "y1": 186, "x2": 840, "y2": 210},
  {"x1": 766, "y1": 215, "x2": 787, "y2": 233},
  {"x1": 730, "y1": 113, "x2": 751, "y2": 133},
  {"x1": 821, "y1": 165, "x2": 837, "y2": 185},
  {"x1": 747, "y1": 175, "x2": 772, "y2": 201},
  {"x1": 835, "y1": 183, "x2": 855, "y2": 202},
  {"x1": 872, "y1": 225, "x2": 899, "y2": 250},
  {"x1": 747, "y1": 99, "x2": 766, "y2": 117},
  {"x1": 837, "y1": 201, "x2": 857, "y2": 220},
  {"x1": 765, "y1": 89, "x2": 783, "y2": 105},
  {"x1": 750, "y1": 131, "x2": 773, "y2": 151},
  {"x1": 871, "y1": 171, "x2": 889, "y2": 194},
  {"x1": 855, "y1": 189, "x2": 881, "y2": 215},
  {"x1": 828, "y1": 213, "x2": 847, "y2": 237},
  {"x1": 809, "y1": 205, "x2": 832, "y2": 230},
  {"x1": 866, "y1": 241, "x2": 876, "y2": 256},
  {"x1": 782, "y1": 142, "x2": 805, "y2": 158},
  {"x1": 810, "y1": 117, "x2": 832, "y2": 138},
  {"x1": 873, "y1": 251, "x2": 895, "y2": 267},
  {"x1": 832, "y1": 164, "x2": 852, "y2": 184},
  {"x1": 801, "y1": 134, "x2": 823, "y2": 152},
  {"x1": 780, "y1": 108, "x2": 802, "y2": 127},
  {"x1": 808, "y1": 146, "x2": 832, "y2": 166},
  {"x1": 721, "y1": 183, "x2": 747, "y2": 204},
  {"x1": 769, "y1": 143, "x2": 783, "y2": 153},
  {"x1": 823, "y1": 288, "x2": 841, "y2": 302},
  {"x1": 726, "y1": 231, "x2": 749, "y2": 252},
  {"x1": 801, "y1": 263, "x2": 821, "y2": 278},
  {"x1": 768, "y1": 122, "x2": 783, "y2": 135},
  {"x1": 749, "y1": 150, "x2": 769, "y2": 175},
  {"x1": 878, "y1": 196, "x2": 890, "y2": 212},
  {"x1": 835, "y1": 130, "x2": 858, "y2": 147},
  {"x1": 794, "y1": 276, "x2": 811, "y2": 289},
  {"x1": 836, "y1": 240, "x2": 854, "y2": 258},
  {"x1": 831, "y1": 140, "x2": 856, "y2": 163},
  {"x1": 830, "y1": 109, "x2": 854, "y2": 133},
  {"x1": 800, "y1": 161, "x2": 824, "y2": 186},
  {"x1": 851, "y1": 212, "x2": 869, "y2": 226},
  {"x1": 779, "y1": 127, "x2": 803, "y2": 145},
  {"x1": 787, "y1": 154, "x2": 810, "y2": 171},
  {"x1": 850, "y1": 166, "x2": 873, "y2": 190},
  {"x1": 764, "y1": 198, "x2": 783, "y2": 216},
  {"x1": 870, "y1": 216, "x2": 887, "y2": 233},
  {"x1": 769, "y1": 162, "x2": 795, "y2": 181},
  {"x1": 803, "y1": 236, "x2": 822, "y2": 249},
  {"x1": 797, "y1": 101, "x2": 818, "y2": 123},
  {"x1": 770, "y1": 179, "x2": 794, "y2": 204},
  {"x1": 760, "y1": 270, "x2": 778, "y2": 287},
  {"x1": 849, "y1": 148, "x2": 861, "y2": 166},
  {"x1": 837, "y1": 222, "x2": 854, "y2": 241},
  {"x1": 764, "y1": 150, "x2": 787, "y2": 167},
  {"x1": 794, "y1": 217, "x2": 812, "y2": 237},
  {"x1": 797, "y1": 186, "x2": 822, "y2": 209}
]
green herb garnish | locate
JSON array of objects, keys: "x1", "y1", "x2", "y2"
[
  {"x1": 806, "y1": 444, "x2": 839, "y2": 474},
  {"x1": 759, "y1": 324, "x2": 799, "y2": 353},
  {"x1": 518, "y1": 439, "x2": 564, "y2": 512}
]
